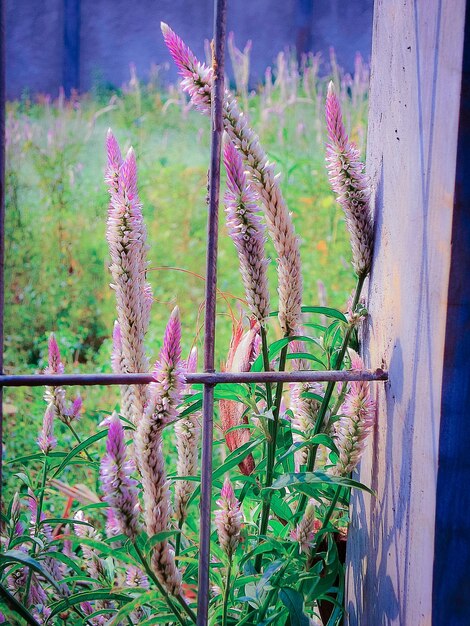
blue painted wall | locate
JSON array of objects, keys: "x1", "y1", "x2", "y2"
[{"x1": 6, "y1": 0, "x2": 373, "y2": 98}]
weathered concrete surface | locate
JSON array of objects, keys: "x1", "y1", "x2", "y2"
[
  {"x1": 345, "y1": 0, "x2": 465, "y2": 624},
  {"x1": 6, "y1": 0, "x2": 373, "y2": 98}
]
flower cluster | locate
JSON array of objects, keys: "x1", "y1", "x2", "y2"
[
  {"x1": 223, "y1": 140, "x2": 270, "y2": 323},
  {"x1": 214, "y1": 479, "x2": 243, "y2": 560},
  {"x1": 333, "y1": 354, "x2": 376, "y2": 475},
  {"x1": 134, "y1": 307, "x2": 185, "y2": 595},
  {"x1": 161, "y1": 23, "x2": 302, "y2": 335},
  {"x1": 325, "y1": 81, "x2": 374, "y2": 277},
  {"x1": 100, "y1": 413, "x2": 140, "y2": 540},
  {"x1": 105, "y1": 130, "x2": 152, "y2": 424}
]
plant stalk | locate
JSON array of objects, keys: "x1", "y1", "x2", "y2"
[
  {"x1": 24, "y1": 458, "x2": 48, "y2": 604},
  {"x1": 255, "y1": 343, "x2": 289, "y2": 572},
  {"x1": 222, "y1": 560, "x2": 232, "y2": 626},
  {"x1": 133, "y1": 542, "x2": 189, "y2": 626},
  {"x1": 297, "y1": 275, "x2": 365, "y2": 514}
]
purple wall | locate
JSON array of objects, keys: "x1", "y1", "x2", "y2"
[{"x1": 7, "y1": 0, "x2": 373, "y2": 98}]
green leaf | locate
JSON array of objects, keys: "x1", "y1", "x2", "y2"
[
  {"x1": 145, "y1": 530, "x2": 181, "y2": 551},
  {"x1": 51, "y1": 430, "x2": 108, "y2": 478},
  {"x1": 37, "y1": 551, "x2": 84, "y2": 576},
  {"x1": 269, "y1": 471, "x2": 375, "y2": 496},
  {"x1": 107, "y1": 589, "x2": 165, "y2": 624},
  {"x1": 286, "y1": 353, "x2": 326, "y2": 368},
  {"x1": 7, "y1": 451, "x2": 67, "y2": 465},
  {"x1": 0, "y1": 550, "x2": 60, "y2": 591},
  {"x1": 48, "y1": 588, "x2": 129, "y2": 619},
  {"x1": 213, "y1": 437, "x2": 263, "y2": 481},
  {"x1": 279, "y1": 587, "x2": 310, "y2": 626},
  {"x1": 300, "y1": 306, "x2": 348, "y2": 323},
  {"x1": 0, "y1": 583, "x2": 42, "y2": 626}
]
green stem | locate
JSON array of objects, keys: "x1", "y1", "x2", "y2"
[
  {"x1": 255, "y1": 344, "x2": 289, "y2": 572},
  {"x1": 67, "y1": 422, "x2": 94, "y2": 462},
  {"x1": 133, "y1": 542, "x2": 189, "y2": 626},
  {"x1": 24, "y1": 458, "x2": 48, "y2": 604},
  {"x1": 222, "y1": 560, "x2": 233, "y2": 626},
  {"x1": 260, "y1": 325, "x2": 273, "y2": 411},
  {"x1": 175, "y1": 517, "x2": 184, "y2": 561},
  {"x1": 297, "y1": 275, "x2": 365, "y2": 515}
]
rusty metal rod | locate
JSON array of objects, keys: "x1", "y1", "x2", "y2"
[
  {"x1": 0, "y1": 0, "x2": 5, "y2": 510},
  {"x1": 198, "y1": 0, "x2": 227, "y2": 623},
  {"x1": 0, "y1": 369, "x2": 388, "y2": 388}
]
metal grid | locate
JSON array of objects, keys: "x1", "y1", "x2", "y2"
[{"x1": 0, "y1": 1, "x2": 387, "y2": 624}]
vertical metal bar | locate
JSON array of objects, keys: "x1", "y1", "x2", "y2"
[
  {"x1": 197, "y1": 0, "x2": 227, "y2": 624},
  {"x1": 0, "y1": 0, "x2": 5, "y2": 511}
]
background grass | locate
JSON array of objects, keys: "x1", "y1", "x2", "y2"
[{"x1": 3, "y1": 50, "x2": 369, "y2": 489}]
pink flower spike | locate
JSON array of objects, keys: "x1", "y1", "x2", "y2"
[
  {"x1": 161, "y1": 22, "x2": 212, "y2": 113},
  {"x1": 224, "y1": 141, "x2": 270, "y2": 323},
  {"x1": 38, "y1": 404, "x2": 57, "y2": 454},
  {"x1": 325, "y1": 81, "x2": 374, "y2": 277},
  {"x1": 100, "y1": 413, "x2": 140, "y2": 540},
  {"x1": 46, "y1": 333, "x2": 64, "y2": 375},
  {"x1": 69, "y1": 394, "x2": 82, "y2": 421},
  {"x1": 332, "y1": 354, "x2": 376, "y2": 476},
  {"x1": 291, "y1": 499, "x2": 318, "y2": 553},
  {"x1": 214, "y1": 478, "x2": 243, "y2": 560},
  {"x1": 111, "y1": 320, "x2": 122, "y2": 374},
  {"x1": 105, "y1": 128, "x2": 122, "y2": 191}
]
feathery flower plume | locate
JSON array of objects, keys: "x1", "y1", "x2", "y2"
[
  {"x1": 290, "y1": 381, "x2": 323, "y2": 469},
  {"x1": 44, "y1": 334, "x2": 82, "y2": 425},
  {"x1": 105, "y1": 131, "x2": 152, "y2": 424},
  {"x1": 220, "y1": 320, "x2": 259, "y2": 475},
  {"x1": 325, "y1": 82, "x2": 373, "y2": 277},
  {"x1": 135, "y1": 307, "x2": 184, "y2": 595},
  {"x1": 161, "y1": 24, "x2": 302, "y2": 335},
  {"x1": 100, "y1": 413, "x2": 140, "y2": 540},
  {"x1": 291, "y1": 499, "x2": 318, "y2": 553},
  {"x1": 174, "y1": 347, "x2": 201, "y2": 523},
  {"x1": 332, "y1": 354, "x2": 376, "y2": 475},
  {"x1": 214, "y1": 478, "x2": 243, "y2": 559},
  {"x1": 37, "y1": 404, "x2": 57, "y2": 454},
  {"x1": 224, "y1": 141, "x2": 270, "y2": 322}
]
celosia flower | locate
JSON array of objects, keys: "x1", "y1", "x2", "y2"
[
  {"x1": 214, "y1": 478, "x2": 243, "y2": 560},
  {"x1": 325, "y1": 82, "x2": 374, "y2": 277},
  {"x1": 44, "y1": 333, "x2": 82, "y2": 425},
  {"x1": 106, "y1": 131, "x2": 152, "y2": 424},
  {"x1": 174, "y1": 347, "x2": 201, "y2": 523},
  {"x1": 291, "y1": 499, "x2": 318, "y2": 553},
  {"x1": 332, "y1": 354, "x2": 376, "y2": 475},
  {"x1": 100, "y1": 413, "x2": 140, "y2": 540},
  {"x1": 219, "y1": 320, "x2": 259, "y2": 475},
  {"x1": 161, "y1": 22, "x2": 213, "y2": 113},
  {"x1": 134, "y1": 307, "x2": 184, "y2": 595},
  {"x1": 126, "y1": 565, "x2": 149, "y2": 589},
  {"x1": 161, "y1": 24, "x2": 302, "y2": 335},
  {"x1": 224, "y1": 140, "x2": 270, "y2": 322}
]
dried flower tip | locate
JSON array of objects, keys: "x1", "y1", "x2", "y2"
[
  {"x1": 325, "y1": 81, "x2": 374, "y2": 277},
  {"x1": 214, "y1": 478, "x2": 243, "y2": 559}
]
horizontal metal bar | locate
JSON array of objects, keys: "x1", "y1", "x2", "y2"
[{"x1": 0, "y1": 369, "x2": 388, "y2": 388}]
